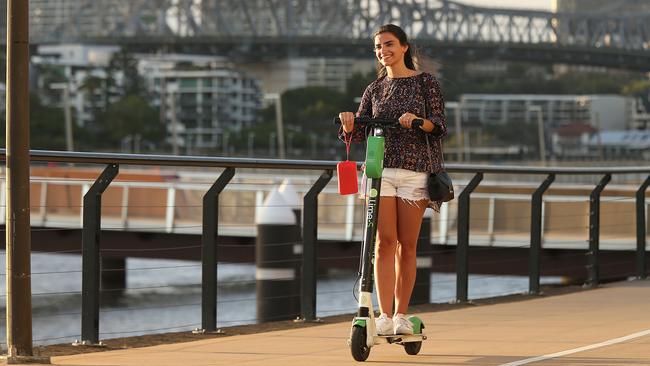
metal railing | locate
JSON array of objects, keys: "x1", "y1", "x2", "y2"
[{"x1": 1, "y1": 149, "x2": 649, "y2": 345}]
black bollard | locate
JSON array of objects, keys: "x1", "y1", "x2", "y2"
[
  {"x1": 278, "y1": 180, "x2": 302, "y2": 315},
  {"x1": 255, "y1": 188, "x2": 301, "y2": 322},
  {"x1": 411, "y1": 210, "x2": 432, "y2": 305},
  {"x1": 278, "y1": 179, "x2": 302, "y2": 246}
]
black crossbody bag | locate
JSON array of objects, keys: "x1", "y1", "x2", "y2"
[{"x1": 420, "y1": 78, "x2": 454, "y2": 202}]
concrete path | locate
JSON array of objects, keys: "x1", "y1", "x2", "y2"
[{"x1": 32, "y1": 280, "x2": 650, "y2": 365}]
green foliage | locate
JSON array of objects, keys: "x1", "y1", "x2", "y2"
[
  {"x1": 280, "y1": 86, "x2": 348, "y2": 131},
  {"x1": 621, "y1": 80, "x2": 650, "y2": 96},
  {"x1": 440, "y1": 61, "x2": 642, "y2": 101},
  {"x1": 39, "y1": 65, "x2": 67, "y2": 85},
  {"x1": 78, "y1": 75, "x2": 106, "y2": 112},
  {"x1": 0, "y1": 93, "x2": 69, "y2": 150},
  {"x1": 226, "y1": 120, "x2": 276, "y2": 149},
  {"x1": 344, "y1": 71, "x2": 377, "y2": 110},
  {"x1": 242, "y1": 70, "x2": 376, "y2": 155},
  {"x1": 108, "y1": 50, "x2": 146, "y2": 96},
  {"x1": 82, "y1": 95, "x2": 163, "y2": 151},
  {"x1": 29, "y1": 93, "x2": 69, "y2": 150}
]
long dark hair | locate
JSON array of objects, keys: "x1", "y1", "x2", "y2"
[{"x1": 373, "y1": 24, "x2": 419, "y2": 78}]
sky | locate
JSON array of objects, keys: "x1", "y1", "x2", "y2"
[{"x1": 455, "y1": 0, "x2": 554, "y2": 11}]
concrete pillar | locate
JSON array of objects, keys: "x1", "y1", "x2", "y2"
[{"x1": 255, "y1": 188, "x2": 301, "y2": 322}]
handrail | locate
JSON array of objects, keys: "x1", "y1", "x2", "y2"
[
  {"x1": 0, "y1": 149, "x2": 337, "y2": 170},
  {"x1": 2, "y1": 149, "x2": 650, "y2": 175},
  {"x1": 2, "y1": 148, "x2": 650, "y2": 344}
]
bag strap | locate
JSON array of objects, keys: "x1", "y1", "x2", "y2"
[
  {"x1": 419, "y1": 76, "x2": 445, "y2": 172},
  {"x1": 343, "y1": 131, "x2": 353, "y2": 160}
]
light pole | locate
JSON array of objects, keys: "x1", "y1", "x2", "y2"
[
  {"x1": 50, "y1": 83, "x2": 74, "y2": 151},
  {"x1": 248, "y1": 132, "x2": 255, "y2": 157},
  {"x1": 168, "y1": 87, "x2": 180, "y2": 155},
  {"x1": 264, "y1": 93, "x2": 286, "y2": 159},
  {"x1": 528, "y1": 105, "x2": 547, "y2": 165},
  {"x1": 446, "y1": 101, "x2": 465, "y2": 162},
  {"x1": 4, "y1": 0, "x2": 49, "y2": 363}
]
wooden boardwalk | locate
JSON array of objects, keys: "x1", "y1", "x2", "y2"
[
  {"x1": 29, "y1": 280, "x2": 650, "y2": 366},
  {"x1": 21, "y1": 167, "x2": 650, "y2": 250}
]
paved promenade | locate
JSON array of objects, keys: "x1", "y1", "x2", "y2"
[{"x1": 26, "y1": 280, "x2": 650, "y2": 365}]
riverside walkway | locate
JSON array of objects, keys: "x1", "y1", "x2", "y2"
[{"x1": 36, "y1": 280, "x2": 650, "y2": 366}]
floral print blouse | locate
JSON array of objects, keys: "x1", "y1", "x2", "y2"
[{"x1": 340, "y1": 72, "x2": 448, "y2": 174}]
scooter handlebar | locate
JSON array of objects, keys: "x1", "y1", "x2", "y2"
[{"x1": 334, "y1": 117, "x2": 424, "y2": 128}]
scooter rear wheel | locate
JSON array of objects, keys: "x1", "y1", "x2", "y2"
[
  {"x1": 404, "y1": 341, "x2": 422, "y2": 355},
  {"x1": 350, "y1": 325, "x2": 370, "y2": 361},
  {"x1": 404, "y1": 321, "x2": 424, "y2": 355}
]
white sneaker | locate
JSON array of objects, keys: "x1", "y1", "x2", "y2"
[
  {"x1": 393, "y1": 313, "x2": 414, "y2": 335},
  {"x1": 375, "y1": 313, "x2": 393, "y2": 335}
]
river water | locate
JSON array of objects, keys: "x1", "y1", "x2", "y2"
[{"x1": 0, "y1": 253, "x2": 561, "y2": 346}]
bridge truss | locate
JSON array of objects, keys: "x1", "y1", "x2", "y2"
[{"x1": 11, "y1": 0, "x2": 650, "y2": 69}]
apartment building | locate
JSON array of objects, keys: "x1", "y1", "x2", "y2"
[{"x1": 139, "y1": 55, "x2": 262, "y2": 151}]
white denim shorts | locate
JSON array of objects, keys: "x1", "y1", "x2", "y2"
[{"x1": 360, "y1": 167, "x2": 429, "y2": 202}]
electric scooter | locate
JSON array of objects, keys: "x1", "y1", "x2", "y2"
[{"x1": 335, "y1": 116, "x2": 427, "y2": 362}]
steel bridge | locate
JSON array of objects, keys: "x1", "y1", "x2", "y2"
[{"x1": 14, "y1": 0, "x2": 650, "y2": 70}]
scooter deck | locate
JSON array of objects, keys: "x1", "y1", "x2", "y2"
[{"x1": 375, "y1": 334, "x2": 427, "y2": 344}]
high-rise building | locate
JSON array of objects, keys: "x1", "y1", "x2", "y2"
[
  {"x1": 139, "y1": 54, "x2": 262, "y2": 153},
  {"x1": 459, "y1": 94, "x2": 631, "y2": 131},
  {"x1": 33, "y1": 46, "x2": 263, "y2": 153},
  {"x1": 32, "y1": 44, "x2": 123, "y2": 127}
]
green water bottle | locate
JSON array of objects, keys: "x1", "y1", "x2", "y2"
[{"x1": 365, "y1": 136, "x2": 384, "y2": 179}]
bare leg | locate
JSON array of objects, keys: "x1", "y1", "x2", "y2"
[
  {"x1": 394, "y1": 199, "x2": 428, "y2": 315},
  {"x1": 375, "y1": 196, "x2": 397, "y2": 316}
]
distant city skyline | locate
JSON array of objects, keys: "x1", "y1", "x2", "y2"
[{"x1": 456, "y1": 0, "x2": 553, "y2": 11}]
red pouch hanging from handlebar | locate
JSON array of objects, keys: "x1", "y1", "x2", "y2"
[
  {"x1": 337, "y1": 132, "x2": 358, "y2": 195},
  {"x1": 338, "y1": 161, "x2": 358, "y2": 195}
]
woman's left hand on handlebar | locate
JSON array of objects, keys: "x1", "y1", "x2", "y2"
[{"x1": 398, "y1": 112, "x2": 420, "y2": 129}]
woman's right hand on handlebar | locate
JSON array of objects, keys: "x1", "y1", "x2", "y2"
[{"x1": 339, "y1": 112, "x2": 355, "y2": 133}]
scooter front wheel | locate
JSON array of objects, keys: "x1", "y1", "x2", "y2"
[{"x1": 350, "y1": 325, "x2": 371, "y2": 361}]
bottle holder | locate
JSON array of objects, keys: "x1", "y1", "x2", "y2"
[{"x1": 365, "y1": 136, "x2": 384, "y2": 179}]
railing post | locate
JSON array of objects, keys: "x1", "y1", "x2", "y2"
[
  {"x1": 529, "y1": 174, "x2": 555, "y2": 295},
  {"x1": 636, "y1": 175, "x2": 650, "y2": 279},
  {"x1": 456, "y1": 172, "x2": 483, "y2": 303},
  {"x1": 587, "y1": 174, "x2": 611, "y2": 288},
  {"x1": 412, "y1": 210, "x2": 432, "y2": 305},
  {"x1": 300, "y1": 170, "x2": 332, "y2": 321},
  {"x1": 200, "y1": 167, "x2": 235, "y2": 333},
  {"x1": 81, "y1": 163, "x2": 119, "y2": 345}
]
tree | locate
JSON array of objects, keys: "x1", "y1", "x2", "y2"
[
  {"x1": 280, "y1": 86, "x2": 348, "y2": 132},
  {"x1": 30, "y1": 93, "x2": 69, "y2": 150},
  {"x1": 622, "y1": 80, "x2": 650, "y2": 96},
  {"x1": 0, "y1": 93, "x2": 69, "y2": 150},
  {"x1": 85, "y1": 95, "x2": 163, "y2": 151},
  {"x1": 344, "y1": 71, "x2": 376, "y2": 111},
  {"x1": 438, "y1": 61, "x2": 643, "y2": 101},
  {"x1": 108, "y1": 50, "x2": 146, "y2": 97},
  {"x1": 78, "y1": 74, "x2": 106, "y2": 112}
]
